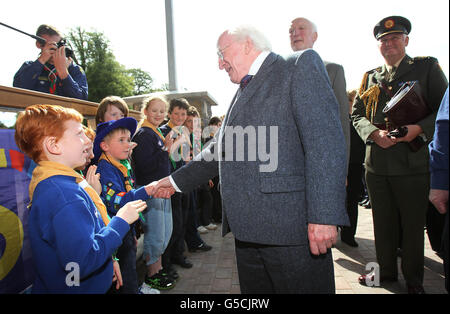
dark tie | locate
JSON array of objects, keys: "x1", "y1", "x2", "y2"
[{"x1": 240, "y1": 74, "x2": 253, "y2": 89}]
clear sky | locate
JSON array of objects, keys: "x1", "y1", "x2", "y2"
[{"x1": 1, "y1": 0, "x2": 448, "y2": 126}]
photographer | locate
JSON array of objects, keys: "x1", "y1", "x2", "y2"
[{"x1": 13, "y1": 24, "x2": 88, "y2": 100}]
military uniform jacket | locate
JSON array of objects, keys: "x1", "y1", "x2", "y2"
[{"x1": 352, "y1": 55, "x2": 448, "y2": 176}]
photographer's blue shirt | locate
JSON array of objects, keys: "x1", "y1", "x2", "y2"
[{"x1": 13, "y1": 60, "x2": 88, "y2": 100}]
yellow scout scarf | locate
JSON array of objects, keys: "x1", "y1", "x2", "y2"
[
  {"x1": 141, "y1": 119, "x2": 165, "y2": 141},
  {"x1": 28, "y1": 161, "x2": 111, "y2": 226},
  {"x1": 98, "y1": 153, "x2": 133, "y2": 192},
  {"x1": 167, "y1": 120, "x2": 175, "y2": 130}
]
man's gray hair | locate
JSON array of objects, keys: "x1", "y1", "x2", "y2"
[{"x1": 220, "y1": 25, "x2": 272, "y2": 52}]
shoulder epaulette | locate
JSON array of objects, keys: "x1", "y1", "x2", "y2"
[
  {"x1": 366, "y1": 67, "x2": 382, "y2": 74},
  {"x1": 413, "y1": 56, "x2": 438, "y2": 63},
  {"x1": 414, "y1": 56, "x2": 432, "y2": 61},
  {"x1": 358, "y1": 67, "x2": 381, "y2": 95}
]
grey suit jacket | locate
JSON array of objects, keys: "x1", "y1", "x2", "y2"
[
  {"x1": 172, "y1": 50, "x2": 349, "y2": 246},
  {"x1": 324, "y1": 61, "x2": 350, "y2": 168}
]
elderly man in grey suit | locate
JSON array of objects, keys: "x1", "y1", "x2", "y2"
[{"x1": 150, "y1": 25, "x2": 349, "y2": 294}]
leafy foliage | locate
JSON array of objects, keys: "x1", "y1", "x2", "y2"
[{"x1": 66, "y1": 27, "x2": 158, "y2": 102}]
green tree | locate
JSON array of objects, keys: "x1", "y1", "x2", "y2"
[
  {"x1": 67, "y1": 27, "x2": 134, "y2": 102},
  {"x1": 127, "y1": 68, "x2": 154, "y2": 95}
]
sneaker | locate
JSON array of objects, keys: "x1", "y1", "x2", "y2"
[
  {"x1": 205, "y1": 223, "x2": 218, "y2": 230},
  {"x1": 139, "y1": 283, "x2": 160, "y2": 294},
  {"x1": 197, "y1": 226, "x2": 208, "y2": 234},
  {"x1": 145, "y1": 270, "x2": 176, "y2": 290}
]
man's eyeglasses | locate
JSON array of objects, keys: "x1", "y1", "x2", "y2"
[{"x1": 217, "y1": 43, "x2": 233, "y2": 60}]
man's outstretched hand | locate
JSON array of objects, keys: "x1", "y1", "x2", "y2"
[{"x1": 145, "y1": 177, "x2": 176, "y2": 199}]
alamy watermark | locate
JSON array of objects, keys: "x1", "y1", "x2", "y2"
[
  {"x1": 65, "y1": 262, "x2": 80, "y2": 287},
  {"x1": 169, "y1": 124, "x2": 279, "y2": 173},
  {"x1": 364, "y1": 262, "x2": 380, "y2": 287}
]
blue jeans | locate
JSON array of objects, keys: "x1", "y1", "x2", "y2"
[{"x1": 143, "y1": 197, "x2": 173, "y2": 265}]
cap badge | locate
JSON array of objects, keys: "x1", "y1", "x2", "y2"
[{"x1": 384, "y1": 19, "x2": 395, "y2": 29}]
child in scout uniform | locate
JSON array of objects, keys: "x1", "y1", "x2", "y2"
[
  {"x1": 159, "y1": 98, "x2": 193, "y2": 276},
  {"x1": 15, "y1": 104, "x2": 146, "y2": 293},
  {"x1": 131, "y1": 96, "x2": 176, "y2": 291},
  {"x1": 94, "y1": 117, "x2": 160, "y2": 294}
]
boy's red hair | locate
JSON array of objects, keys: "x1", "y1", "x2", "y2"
[{"x1": 15, "y1": 104, "x2": 83, "y2": 162}]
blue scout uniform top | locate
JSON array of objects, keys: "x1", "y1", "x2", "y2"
[
  {"x1": 29, "y1": 175, "x2": 129, "y2": 293},
  {"x1": 97, "y1": 159, "x2": 148, "y2": 218},
  {"x1": 13, "y1": 60, "x2": 88, "y2": 100}
]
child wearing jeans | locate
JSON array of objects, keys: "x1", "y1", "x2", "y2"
[{"x1": 132, "y1": 96, "x2": 175, "y2": 290}]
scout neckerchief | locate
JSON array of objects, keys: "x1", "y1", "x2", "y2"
[
  {"x1": 98, "y1": 152, "x2": 133, "y2": 192},
  {"x1": 141, "y1": 119, "x2": 165, "y2": 141},
  {"x1": 28, "y1": 160, "x2": 111, "y2": 226},
  {"x1": 98, "y1": 152, "x2": 146, "y2": 223},
  {"x1": 167, "y1": 120, "x2": 175, "y2": 130},
  {"x1": 43, "y1": 63, "x2": 58, "y2": 94}
]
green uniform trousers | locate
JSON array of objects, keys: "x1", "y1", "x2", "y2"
[{"x1": 366, "y1": 171, "x2": 429, "y2": 286}]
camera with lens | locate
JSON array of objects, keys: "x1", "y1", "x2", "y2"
[{"x1": 56, "y1": 38, "x2": 74, "y2": 58}]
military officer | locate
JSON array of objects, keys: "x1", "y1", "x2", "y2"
[{"x1": 352, "y1": 16, "x2": 448, "y2": 294}]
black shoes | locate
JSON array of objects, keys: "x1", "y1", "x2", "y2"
[
  {"x1": 172, "y1": 257, "x2": 193, "y2": 268},
  {"x1": 188, "y1": 243, "x2": 212, "y2": 253}
]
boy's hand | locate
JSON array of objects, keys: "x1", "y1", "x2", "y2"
[
  {"x1": 145, "y1": 178, "x2": 175, "y2": 198},
  {"x1": 112, "y1": 259, "x2": 123, "y2": 290},
  {"x1": 86, "y1": 165, "x2": 101, "y2": 195},
  {"x1": 116, "y1": 200, "x2": 147, "y2": 224},
  {"x1": 163, "y1": 133, "x2": 174, "y2": 152}
]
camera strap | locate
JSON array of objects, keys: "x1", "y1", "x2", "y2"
[{"x1": 43, "y1": 63, "x2": 58, "y2": 94}]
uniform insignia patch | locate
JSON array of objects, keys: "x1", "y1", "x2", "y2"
[
  {"x1": 385, "y1": 19, "x2": 395, "y2": 29},
  {"x1": 107, "y1": 188, "x2": 115, "y2": 196}
]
